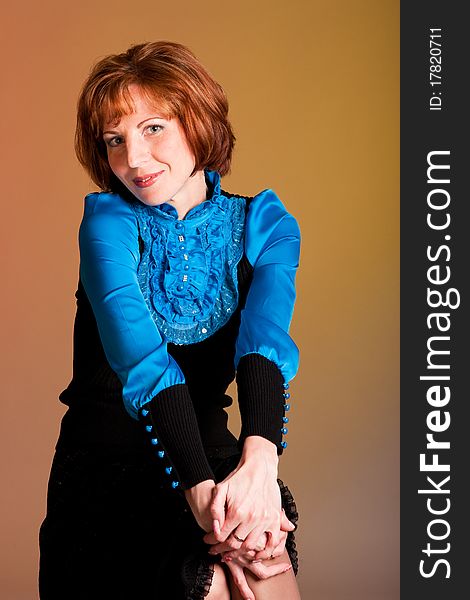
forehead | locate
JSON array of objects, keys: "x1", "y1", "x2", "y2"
[{"x1": 100, "y1": 83, "x2": 173, "y2": 129}]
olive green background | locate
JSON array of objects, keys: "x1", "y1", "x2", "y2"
[{"x1": 0, "y1": 1, "x2": 399, "y2": 598}]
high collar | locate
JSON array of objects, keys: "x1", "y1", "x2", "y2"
[{"x1": 148, "y1": 169, "x2": 222, "y2": 223}]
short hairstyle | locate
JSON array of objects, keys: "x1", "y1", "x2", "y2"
[{"x1": 75, "y1": 41, "x2": 235, "y2": 191}]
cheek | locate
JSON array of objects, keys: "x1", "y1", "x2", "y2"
[
  {"x1": 177, "y1": 140, "x2": 196, "y2": 168},
  {"x1": 106, "y1": 151, "x2": 124, "y2": 176},
  {"x1": 166, "y1": 130, "x2": 196, "y2": 167}
]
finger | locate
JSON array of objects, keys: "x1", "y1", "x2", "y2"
[
  {"x1": 226, "y1": 561, "x2": 255, "y2": 600},
  {"x1": 203, "y1": 531, "x2": 218, "y2": 545},
  {"x1": 207, "y1": 542, "x2": 228, "y2": 555},
  {"x1": 213, "y1": 509, "x2": 246, "y2": 544},
  {"x1": 262, "y1": 530, "x2": 279, "y2": 558},
  {"x1": 240, "y1": 524, "x2": 266, "y2": 552},
  {"x1": 280, "y1": 509, "x2": 296, "y2": 532},
  {"x1": 210, "y1": 485, "x2": 227, "y2": 540},
  {"x1": 254, "y1": 531, "x2": 287, "y2": 560},
  {"x1": 271, "y1": 536, "x2": 288, "y2": 558},
  {"x1": 222, "y1": 551, "x2": 256, "y2": 567},
  {"x1": 254, "y1": 532, "x2": 268, "y2": 552},
  {"x1": 247, "y1": 561, "x2": 292, "y2": 580},
  {"x1": 222, "y1": 548, "x2": 257, "y2": 562},
  {"x1": 217, "y1": 515, "x2": 247, "y2": 543},
  {"x1": 208, "y1": 538, "x2": 242, "y2": 554}
]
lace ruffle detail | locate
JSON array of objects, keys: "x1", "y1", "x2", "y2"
[
  {"x1": 278, "y1": 477, "x2": 300, "y2": 575},
  {"x1": 181, "y1": 553, "x2": 215, "y2": 600},
  {"x1": 130, "y1": 170, "x2": 247, "y2": 345}
]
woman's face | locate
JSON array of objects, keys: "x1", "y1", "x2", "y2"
[{"x1": 102, "y1": 84, "x2": 206, "y2": 216}]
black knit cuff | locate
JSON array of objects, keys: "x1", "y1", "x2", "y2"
[
  {"x1": 236, "y1": 354, "x2": 288, "y2": 454},
  {"x1": 140, "y1": 384, "x2": 215, "y2": 490}
]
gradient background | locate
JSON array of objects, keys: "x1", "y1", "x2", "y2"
[{"x1": 0, "y1": 1, "x2": 399, "y2": 598}]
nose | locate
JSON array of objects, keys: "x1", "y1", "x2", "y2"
[{"x1": 126, "y1": 135, "x2": 150, "y2": 169}]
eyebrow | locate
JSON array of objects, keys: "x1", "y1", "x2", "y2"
[{"x1": 103, "y1": 116, "x2": 166, "y2": 135}]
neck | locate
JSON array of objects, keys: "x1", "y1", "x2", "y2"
[{"x1": 167, "y1": 170, "x2": 208, "y2": 220}]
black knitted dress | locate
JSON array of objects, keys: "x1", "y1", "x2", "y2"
[{"x1": 38, "y1": 193, "x2": 299, "y2": 600}]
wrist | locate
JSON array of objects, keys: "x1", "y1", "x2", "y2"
[
  {"x1": 184, "y1": 478, "x2": 215, "y2": 497},
  {"x1": 241, "y1": 436, "x2": 279, "y2": 473},
  {"x1": 184, "y1": 479, "x2": 216, "y2": 533}
]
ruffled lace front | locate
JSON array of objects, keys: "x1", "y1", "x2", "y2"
[{"x1": 130, "y1": 170, "x2": 247, "y2": 345}]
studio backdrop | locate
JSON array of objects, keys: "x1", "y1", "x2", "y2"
[{"x1": 0, "y1": 1, "x2": 399, "y2": 598}]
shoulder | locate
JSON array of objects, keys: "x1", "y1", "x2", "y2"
[
  {"x1": 82, "y1": 191, "x2": 137, "y2": 222},
  {"x1": 244, "y1": 188, "x2": 301, "y2": 266},
  {"x1": 80, "y1": 191, "x2": 138, "y2": 237},
  {"x1": 79, "y1": 192, "x2": 140, "y2": 255}
]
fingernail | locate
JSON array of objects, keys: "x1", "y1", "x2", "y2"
[{"x1": 283, "y1": 565, "x2": 292, "y2": 573}]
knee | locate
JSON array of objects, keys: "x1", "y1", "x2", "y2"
[{"x1": 206, "y1": 563, "x2": 230, "y2": 600}]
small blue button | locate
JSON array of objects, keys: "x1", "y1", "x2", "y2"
[
  {"x1": 282, "y1": 416, "x2": 289, "y2": 423},
  {"x1": 165, "y1": 466, "x2": 173, "y2": 475},
  {"x1": 281, "y1": 427, "x2": 288, "y2": 435},
  {"x1": 175, "y1": 222, "x2": 183, "y2": 229},
  {"x1": 151, "y1": 438, "x2": 159, "y2": 445},
  {"x1": 171, "y1": 481, "x2": 179, "y2": 489},
  {"x1": 179, "y1": 245, "x2": 185, "y2": 251},
  {"x1": 157, "y1": 450, "x2": 165, "y2": 458},
  {"x1": 177, "y1": 284, "x2": 184, "y2": 291},
  {"x1": 141, "y1": 409, "x2": 149, "y2": 417},
  {"x1": 283, "y1": 392, "x2": 291, "y2": 399},
  {"x1": 281, "y1": 441, "x2": 288, "y2": 449},
  {"x1": 184, "y1": 264, "x2": 189, "y2": 270},
  {"x1": 284, "y1": 403, "x2": 291, "y2": 411},
  {"x1": 145, "y1": 425, "x2": 153, "y2": 432},
  {"x1": 283, "y1": 383, "x2": 290, "y2": 390}
]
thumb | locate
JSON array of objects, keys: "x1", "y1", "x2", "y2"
[
  {"x1": 210, "y1": 484, "x2": 227, "y2": 535},
  {"x1": 280, "y1": 509, "x2": 296, "y2": 532}
]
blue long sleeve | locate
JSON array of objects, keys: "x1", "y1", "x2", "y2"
[
  {"x1": 234, "y1": 188, "x2": 300, "y2": 451},
  {"x1": 79, "y1": 192, "x2": 186, "y2": 420}
]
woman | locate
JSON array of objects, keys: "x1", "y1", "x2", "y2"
[{"x1": 39, "y1": 41, "x2": 301, "y2": 600}]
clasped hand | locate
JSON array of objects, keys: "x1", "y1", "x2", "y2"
[{"x1": 185, "y1": 437, "x2": 295, "y2": 599}]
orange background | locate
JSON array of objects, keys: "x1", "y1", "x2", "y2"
[{"x1": 0, "y1": 1, "x2": 399, "y2": 598}]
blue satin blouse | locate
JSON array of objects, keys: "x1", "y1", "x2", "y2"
[{"x1": 78, "y1": 170, "x2": 300, "y2": 420}]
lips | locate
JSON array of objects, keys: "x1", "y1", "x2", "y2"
[{"x1": 133, "y1": 171, "x2": 164, "y2": 188}]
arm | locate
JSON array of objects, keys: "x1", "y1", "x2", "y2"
[
  {"x1": 79, "y1": 191, "x2": 215, "y2": 490},
  {"x1": 206, "y1": 188, "x2": 300, "y2": 549},
  {"x1": 235, "y1": 187, "x2": 300, "y2": 453}
]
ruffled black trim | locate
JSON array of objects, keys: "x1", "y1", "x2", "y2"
[
  {"x1": 278, "y1": 477, "x2": 300, "y2": 576},
  {"x1": 181, "y1": 553, "x2": 215, "y2": 600}
]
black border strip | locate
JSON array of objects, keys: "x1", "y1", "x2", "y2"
[{"x1": 401, "y1": 3, "x2": 469, "y2": 597}]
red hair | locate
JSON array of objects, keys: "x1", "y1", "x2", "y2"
[{"x1": 75, "y1": 41, "x2": 235, "y2": 191}]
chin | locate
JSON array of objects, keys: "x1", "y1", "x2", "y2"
[{"x1": 136, "y1": 192, "x2": 168, "y2": 207}]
